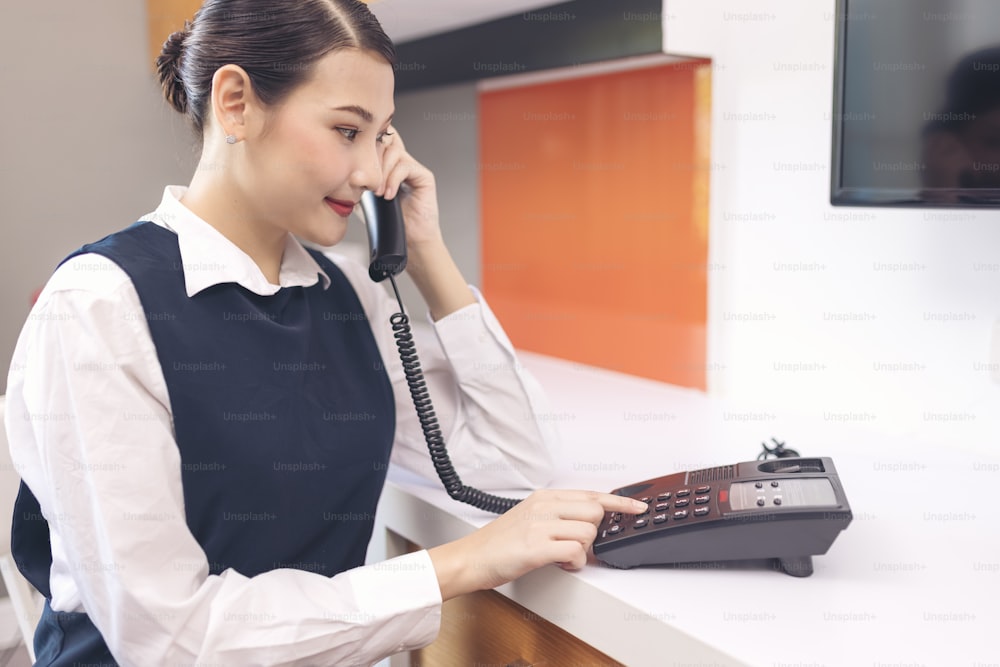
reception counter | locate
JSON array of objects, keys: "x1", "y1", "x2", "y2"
[{"x1": 373, "y1": 353, "x2": 998, "y2": 667}]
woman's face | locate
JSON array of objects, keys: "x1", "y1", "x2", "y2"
[{"x1": 240, "y1": 48, "x2": 395, "y2": 247}]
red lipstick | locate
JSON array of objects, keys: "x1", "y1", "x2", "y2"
[{"x1": 325, "y1": 198, "x2": 356, "y2": 218}]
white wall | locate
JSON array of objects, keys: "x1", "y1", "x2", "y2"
[
  {"x1": 665, "y1": 0, "x2": 1000, "y2": 453},
  {"x1": 0, "y1": 0, "x2": 198, "y2": 394}
]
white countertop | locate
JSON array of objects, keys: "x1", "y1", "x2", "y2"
[{"x1": 375, "y1": 352, "x2": 1000, "y2": 667}]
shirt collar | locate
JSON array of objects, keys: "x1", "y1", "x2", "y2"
[{"x1": 139, "y1": 185, "x2": 331, "y2": 297}]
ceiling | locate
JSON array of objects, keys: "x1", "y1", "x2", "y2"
[{"x1": 365, "y1": 0, "x2": 561, "y2": 43}]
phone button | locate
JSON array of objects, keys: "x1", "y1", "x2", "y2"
[
  {"x1": 611, "y1": 512, "x2": 622, "y2": 523},
  {"x1": 694, "y1": 507, "x2": 710, "y2": 517},
  {"x1": 654, "y1": 502, "x2": 670, "y2": 512},
  {"x1": 608, "y1": 524, "x2": 623, "y2": 535},
  {"x1": 695, "y1": 485, "x2": 711, "y2": 494},
  {"x1": 674, "y1": 498, "x2": 690, "y2": 508},
  {"x1": 633, "y1": 519, "x2": 649, "y2": 529},
  {"x1": 653, "y1": 513, "x2": 668, "y2": 524},
  {"x1": 657, "y1": 492, "x2": 672, "y2": 501},
  {"x1": 694, "y1": 495, "x2": 710, "y2": 505},
  {"x1": 675, "y1": 489, "x2": 691, "y2": 497},
  {"x1": 673, "y1": 510, "x2": 689, "y2": 520}
]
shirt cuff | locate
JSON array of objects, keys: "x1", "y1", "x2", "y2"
[
  {"x1": 430, "y1": 286, "x2": 520, "y2": 381},
  {"x1": 348, "y1": 550, "x2": 442, "y2": 655}
]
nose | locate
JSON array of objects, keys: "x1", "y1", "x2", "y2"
[{"x1": 349, "y1": 140, "x2": 383, "y2": 194}]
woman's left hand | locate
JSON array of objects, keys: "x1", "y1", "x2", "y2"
[{"x1": 375, "y1": 127, "x2": 443, "y2": 248}]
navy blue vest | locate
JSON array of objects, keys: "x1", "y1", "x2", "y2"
[{"x1": 11, "y1": 221, "x2": 396, "y2": 664}]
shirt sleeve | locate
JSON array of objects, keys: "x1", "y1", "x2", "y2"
[
  {"x1": 323, "y1": 251, "x2": 559, "y2": 491},
  {"x1": 5, "y1": 255, "x2": 442, "y2": 667}
]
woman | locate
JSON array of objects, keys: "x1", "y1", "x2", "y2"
[{"x1": 5, "y1": 1, "x2": 645, "y2": 665}]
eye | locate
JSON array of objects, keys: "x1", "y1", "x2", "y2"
[
  {"x1": 336, "y1": 127, "x2": 360, "y2": 141},
  {"x1": 376, "y1": 130, "x2": 395, "y2": 145}
]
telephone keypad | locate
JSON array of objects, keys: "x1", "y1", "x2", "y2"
[{"x1": 604, "y1": 483, "x2": 718, "y2": 537}]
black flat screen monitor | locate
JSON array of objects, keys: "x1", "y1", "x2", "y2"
[{"x1": 831, "y1": 0, "x2": 1000, "y2": 207}]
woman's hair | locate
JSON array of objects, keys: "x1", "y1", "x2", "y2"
[{"x1": 155, "y1": 0, "x2": 396, "y2": 134}]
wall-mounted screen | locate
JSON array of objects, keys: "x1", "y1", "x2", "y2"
[{"x1": 831, "y1": 0, "x2": 1000, "y2": 207}]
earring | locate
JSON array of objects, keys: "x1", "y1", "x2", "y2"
[{"x1": 225, "y1": 134, "x2": 237, "y2": 145}]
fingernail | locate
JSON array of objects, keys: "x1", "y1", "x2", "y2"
[{"x1": 630, "y1": 499, "x2": 648, "y2": 512}]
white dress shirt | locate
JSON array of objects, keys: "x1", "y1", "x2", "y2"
[{"x1": 5, "y1": 186, "x2": 557, "y2": 667}]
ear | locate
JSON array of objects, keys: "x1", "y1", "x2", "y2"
[{"x1": 210, "y1": 64, "x2": 254, "y2": 142}]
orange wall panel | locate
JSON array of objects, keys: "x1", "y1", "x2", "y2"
[
  {"x1": 480, "y1": 62, "x2": 712, "y2": 389},
  {"x1": 146, "y1": 0, "x2": 203, "y2": 68}
]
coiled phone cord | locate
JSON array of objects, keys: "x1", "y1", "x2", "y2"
[{"x1": 387, "y1": 275, "x2": 521, "y2": 515}]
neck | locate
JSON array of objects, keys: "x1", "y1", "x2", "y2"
[{"x1": 181, "y1": 166, "x2": 286, "y2": 284}]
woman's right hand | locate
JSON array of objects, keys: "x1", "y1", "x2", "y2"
[{"x1": 426, "y1": 490, "x2": 648, "y2": 600}]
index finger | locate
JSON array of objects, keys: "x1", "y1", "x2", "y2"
[{"x1": 592, "y1": 492, "x2": 648, "y2": 514}]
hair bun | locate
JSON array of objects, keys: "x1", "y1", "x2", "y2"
[{"x1": 156, "y1": 24, "x2": 190, "y2": 114}]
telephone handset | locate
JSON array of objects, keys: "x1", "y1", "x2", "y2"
[
  {"x1": 359, "y1": 191, "x2": 520, "y2": 514},
  {"x1": 359, "y1": 191, "x2": 407, "y2": 282}
]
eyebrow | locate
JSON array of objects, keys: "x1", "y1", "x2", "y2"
[
  {"x1": 332, "y1": 105, "x2": 394, "y2": 126},
  {"x1": 333, "y1": 105, "x2": 373, "y2": 123}
]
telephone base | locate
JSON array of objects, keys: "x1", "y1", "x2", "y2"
[
  {"x1": 599, "y1": 556, "x2": 816, "y2": 577},
  {"x1": 776, "y1": 556, "x2": 814, "y2": 577},
  {"x1": 593, "y1": 457, "x2": 852, "y2": 577}
]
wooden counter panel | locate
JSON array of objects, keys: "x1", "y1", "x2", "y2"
[
  {"x1": 402, "y1": 536, "x2": 621, "y2": 666},
  {"x1": 411, "y1": 587, "x2": 623, "y2": 667}
]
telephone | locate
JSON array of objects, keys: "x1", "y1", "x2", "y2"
[
  {"x1": 592, "y1": 457, "x2": 853, "y2": 576},
  {"x1": 359, "y1": 194, "x2": 853, "y2": 576}
]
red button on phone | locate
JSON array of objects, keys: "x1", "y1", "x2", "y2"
[{"x1": 719, "y1": 489, "x2": 729, "y2": 504}]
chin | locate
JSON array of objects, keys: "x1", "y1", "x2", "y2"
[{"x1": 298, "y1": 220, "x2": 349, "y2": 249}]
